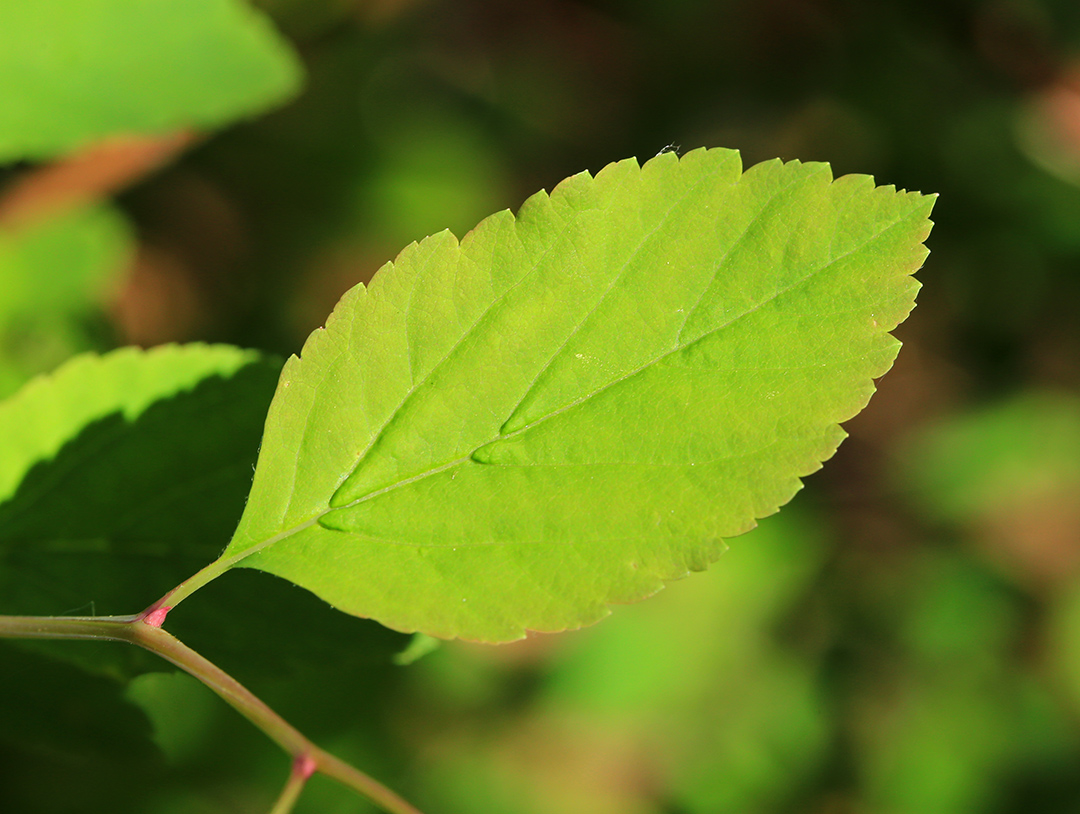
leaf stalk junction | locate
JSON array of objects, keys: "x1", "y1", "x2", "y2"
[{"x1": 0, "y1": 606, "x2": 425, "y2": 814}]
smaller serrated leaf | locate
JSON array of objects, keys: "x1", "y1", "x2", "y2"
[
  {"x1": 0, "y1": 344, "x2": 282, "y2": 678},
  {"x1": 0, "y1": 338, "x2": 278, "y2": 656},
  {"x1": 0, "y1": 343, "x2": 410, "y2": 682},
  {"x1": 0, "y1": 344, "x2": 272, "y2": 509},
  {"x1": 0, "y1": 0, "x2": 302, "y2": 163}
]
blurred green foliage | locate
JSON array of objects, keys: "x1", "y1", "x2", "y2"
[
  {"x1": 0, "y1": 205, "x2": 131, "y2": 397},
  {"x1": 3, "y1": 0, "x2": 1080, "y2": 812},
  {"x1": 0, "y1": 0, "x2": 301, "y2": 161}
]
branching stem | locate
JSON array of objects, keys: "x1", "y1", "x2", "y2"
[
  {"x1": 0, "y1": 613, "x2": 425, "y2": 814},
  {"x1": 268, "y1": 756, "x2": 317, "y2": 814}
]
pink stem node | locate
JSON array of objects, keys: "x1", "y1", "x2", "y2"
[
  {"x1": 294, "y1": 753, "x2": 318, "y2": 781},
  {"x1": 141, "y1": 606, "x2": 172, "y2": 628}
]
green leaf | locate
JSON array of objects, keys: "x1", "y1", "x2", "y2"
[
  {"x1": 0, "y1": 343, "x2": 272, "y2": 513},
  {"x1": 220, "y1": 148, "x2": 935, "y2": 642},
  {"x1": 0, "y1": 344, "x2": 408, "y2": 680},
  {"x1": 0, "y1": 0, "x2": 302, "y2": 163},
  {"x1": 0, "y1": 344, "x2": 279, "y2": 674}
]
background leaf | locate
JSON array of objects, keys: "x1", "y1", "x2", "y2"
[
  {"x1": 0, "y1": 204, "x2": 132, "y2": 398},
  {"x1": 0, "y1": 640, "x2": 167, "y2": 814},
  {"x1": 0, "y1": 641, "x2": 157, "y2": 761},
  {"x1": 0, "y1": 348, "x2": 408, "y2": 813},
  {"x1": 220, "y1": 147, "x2": 934, "y2": 642},
  {"x1": 0, "y1": 344, "x2": 278, "y2": 671},
  {"x1": 898, "y1": 391, "x2": 1080, "y2": 523},
  {"x1": 0, "y1": 343, "x2": 409, "y2": 679},
  {"x1": 0, "y1": 0, "x2": 302, "y2": 163},
  {"x1": 0, "y1": 344, "x2": 269, "y2": 512}
]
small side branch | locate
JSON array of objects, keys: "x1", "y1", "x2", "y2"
[
  {"x1": 267, "y1": 755, "x2": 317, "y2": 814},
  {"x1": 0, "y1": 613, "x2": 425, "y2": 814}
]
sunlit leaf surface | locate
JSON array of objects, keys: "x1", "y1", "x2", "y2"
[{"x1": 222, "y1": 148, "x2": 935, "y2": 642}]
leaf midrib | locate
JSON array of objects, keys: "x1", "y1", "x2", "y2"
[
  {"x1": 481, "y1": 201, "x2": 914, "y2": 449},
  {"x1": 502, "y1": 158, "x2": 728, "y2": 431},
  {"x1": 229, "y1": 184, "x2": 919, "y2": 568}
]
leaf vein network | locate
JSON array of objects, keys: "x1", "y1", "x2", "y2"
[
  {"x1": 494, "y1": 202, "x2": 914, "y2": 443},
  {"x1": 675, "y1": 166, "x2": 803, "y2": 344},
  {"x1": 345, "y1": 202, "x2": 568, "y2": 475},
  {"x1": 503, "y1": 159, "x2": 722, "y2": 428}
]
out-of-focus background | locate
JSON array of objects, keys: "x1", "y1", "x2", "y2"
[{"x1": 3, "y1": 1, "x2": 1080, "y2": 812}]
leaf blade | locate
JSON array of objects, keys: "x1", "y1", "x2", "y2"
[{"x1": 224, "y1": 148, "x2": 935, "y2": 642}]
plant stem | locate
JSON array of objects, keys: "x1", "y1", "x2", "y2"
[
  {"x1": 147, "y1": 517, "x2": 322, "y2": 614},
  {"x1": 0, "y1": 613, "x2": 425, "y2": 814},
  {"x1": 0, "y1": 612, "x2": 138, "y2": 641},
  {"x1": 147, "y1": 556, "x2": 234, "y2": 613},
  {"x1": 131, "y1": 621, "x2": 313, "y2": 756},
  {"x1": 267, "y1": 775, "x2": 306, "y2": 814}
]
